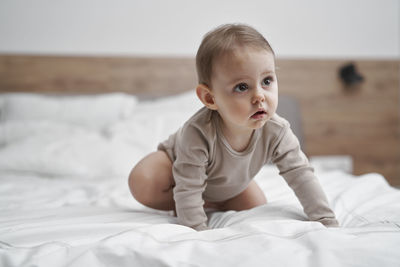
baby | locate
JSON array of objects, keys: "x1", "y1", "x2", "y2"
[{"x1": 128, "y1": 24, "x2": 339, "y2": 231}]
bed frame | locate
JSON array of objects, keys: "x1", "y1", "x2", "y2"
[{"x1": 0, "y1": 54, "x2": 399, "y2": 185}]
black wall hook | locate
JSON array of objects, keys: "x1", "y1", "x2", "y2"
[{"x1": 339, "y1": 63, "x2": 364, "y2": 87}]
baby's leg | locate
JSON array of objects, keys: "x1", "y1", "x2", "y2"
[
  {"x1": 128, "y1": 151, "x2": 175, "y2": 211},
  {"x1": 217, "y1": 180, "x2": 267, "y2": 211}
]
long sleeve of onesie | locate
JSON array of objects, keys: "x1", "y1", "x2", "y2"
[
  {"x1": 172, "y1": 125, "x2": 209, "y2": 231},
  {"x1": 272, "y1": 125, "x2": 339, "y2": 227}
]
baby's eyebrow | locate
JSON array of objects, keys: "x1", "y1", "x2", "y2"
[
  {"x1": 229, "y1": 77, "x2": 250, "y2": 85},
  {"x1": 261, "y1": 70, "x2": 276, "y2": 76}
]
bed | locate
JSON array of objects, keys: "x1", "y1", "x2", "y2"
[{"x1": 0, "y1": 55, "x2": 400, "y2": 267}]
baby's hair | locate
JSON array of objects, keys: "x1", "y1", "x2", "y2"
[{"x1": 196, "y1": 23, "x2": 275, "y2": 87}]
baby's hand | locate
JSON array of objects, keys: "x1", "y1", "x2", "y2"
[
  {"x1": 318, "y1": 217, "x2": 340, "y2": 227},
  {"x1": 194, "y1": 224, "x2": 211, "y2": 231}
]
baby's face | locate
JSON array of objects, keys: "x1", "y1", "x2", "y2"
[{"x1": 210, "y1": 46, "x2": 278, "y2": 134}]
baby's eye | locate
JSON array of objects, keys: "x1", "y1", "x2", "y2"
[
  {"x1": 262, "y1": 77, "x2": 273, "y2": 86},
  {"x1": 234, "y1": 83, "x2": 249, "y2": 93}
]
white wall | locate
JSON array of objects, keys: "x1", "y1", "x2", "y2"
[{"x1": 0, "y1": 0, "x2": 399, "y2": 59}]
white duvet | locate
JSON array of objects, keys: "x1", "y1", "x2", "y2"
[{"x1": 0, "y1": 92, "x2": 399, "y2": 267}]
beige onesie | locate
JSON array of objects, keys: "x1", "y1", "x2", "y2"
[{"x1": 158, "y1": 107, "x2": 338, "y2": 230}]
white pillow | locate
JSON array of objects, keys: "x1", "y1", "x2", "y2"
[
  {"x1": 0, "y1": 90, "x2": 201, "y2": 178},
  {"x1": 0, "y1": 93, "x2": 138, "y2": 130},
  {"x1": 0, "y1": 122, "x2": 144, "y2": 178},
  {"x1": 106, "y1": 90, "x2": 204, "y2": 144}
]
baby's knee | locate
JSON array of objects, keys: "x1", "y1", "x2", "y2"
[
  {"x1": 128, "y1": 166, "x2": 149, "y2": 203},
  {"x1": 128, "y1": 151, "x2": 174, "y2": 208},
  {"x1": 129, "y1": 165, "x2": 167, "y2": 207}
]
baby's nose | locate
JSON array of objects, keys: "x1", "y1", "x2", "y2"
[{"x1": 252, "y1": 88, "x2": 265, "y2": 104}]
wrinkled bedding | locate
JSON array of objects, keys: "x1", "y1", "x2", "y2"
[{"x1": 0, "y1": 92, "x2": 399, "y2": 267}]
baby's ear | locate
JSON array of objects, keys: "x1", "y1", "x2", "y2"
[{"x1": 196, "y1": 84, "x2": 218, "y2": 110}]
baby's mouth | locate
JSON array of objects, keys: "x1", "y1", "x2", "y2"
[{"x1": 251, "y1": 110, "x2": 267, "y2": 119}]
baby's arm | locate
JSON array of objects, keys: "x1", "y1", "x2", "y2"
[
  {"x1": 173, "y1": 161, "x2": 209, "y2": 231},
  {"x1": 172, "y1": 127, "x2": 210, "y2": 231},
  {"x1": 272, "y1": 125, "x2": 339, "y2": 227}
]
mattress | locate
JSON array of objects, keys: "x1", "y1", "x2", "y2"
[{"x1": 0, "y1": 92, "x2": 399, "y2": 267}]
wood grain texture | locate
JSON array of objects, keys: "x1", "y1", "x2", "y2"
[
  {"x1": 0, "y1": 55, "x2": 399, "y2": 185},
  {"x1": 0, "y1": 55, "x2": 197, "y2": 97},
  {"x1": 276, "y1": 59, "x2": 400, "y2": 185}
]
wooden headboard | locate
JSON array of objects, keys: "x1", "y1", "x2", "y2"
[{"x1": 1, "y1": 54, "x2": 399, "y2": 186}]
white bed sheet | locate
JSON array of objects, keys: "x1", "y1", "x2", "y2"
[{"x1": 0, "y1": 92, "x2": 399, "y2": 267}]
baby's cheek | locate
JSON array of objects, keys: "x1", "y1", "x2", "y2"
[
  {"x1": 268, "y1": 96, "x2": 278, "y2": 111},
  {"x1": 232, "y1": 103, "x2": 249, "y2": 116}
]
